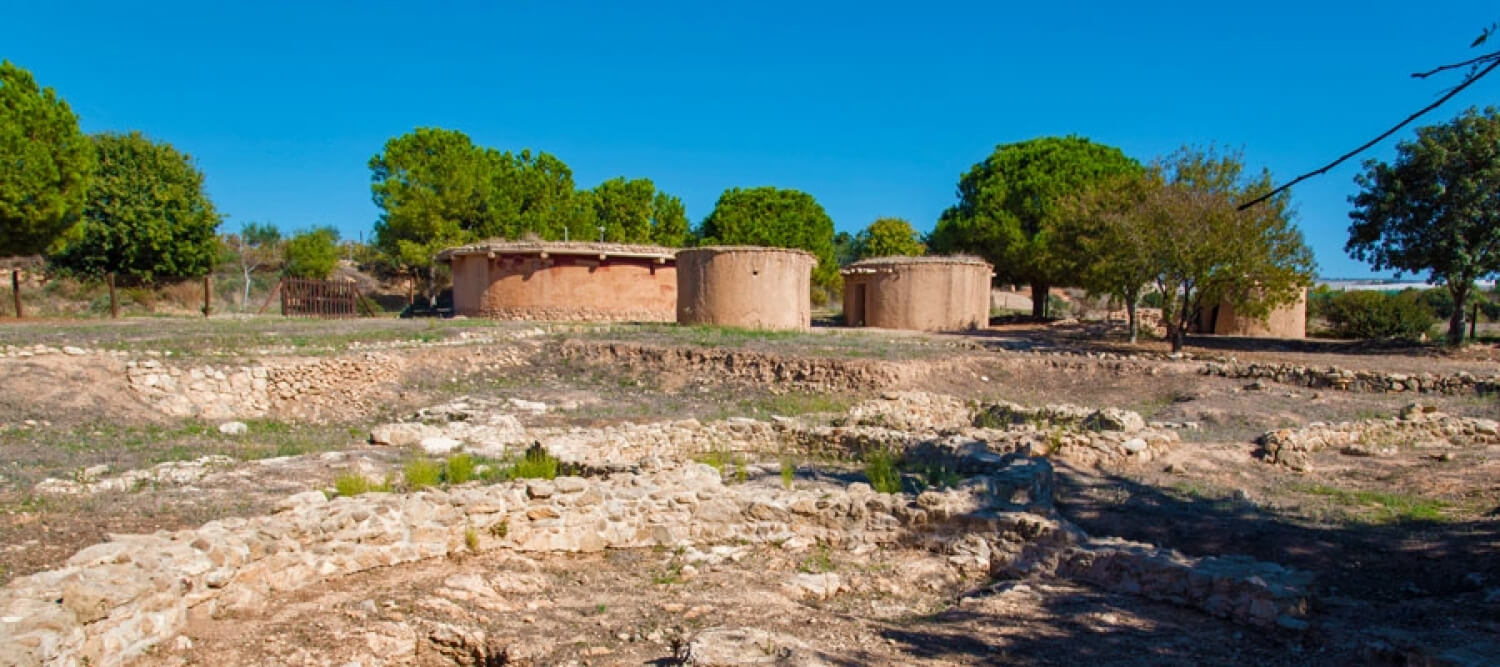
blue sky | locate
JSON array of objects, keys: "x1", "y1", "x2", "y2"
[{"x1": 4, "y1": 2, "x2": 1496, "y2": 278}]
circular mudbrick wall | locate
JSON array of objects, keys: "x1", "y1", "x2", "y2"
[
  {"x1": 676, "y1": 247, "x2": 816, "y2": 330},
  {"x1": 841, "y1": 256, "x2": 992, "y2": 331}
]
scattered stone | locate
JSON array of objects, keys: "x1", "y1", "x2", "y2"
[
  {"x1": 218, "y1": 421, "x2": 248, "y2": 436},
  {"x1": 370, "y1": 422, "x2": 441, "y2": 447},
  {"x1": 419, "y1": 436, "x2": 463, "y2": 456}
]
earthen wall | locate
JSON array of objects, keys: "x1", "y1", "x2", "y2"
[
  {"x1": 450, "y1": 253, "x2": 676, "y2": 322},
  {"x1": 842, "y1": 259, "x2": 991, "y2": 331},
  {"x1": 1197, "y1": 289, "x2": 1307, "y2": 339},
  {"x1": 676, "y1": 247, "x2": 815, "y2": 330}
]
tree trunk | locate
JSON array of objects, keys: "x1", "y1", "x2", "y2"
[
  {"x1": 11, "y1": 269, "x2": 21, "y2": 319},
  {"x1": 1126, "y1": 299, "x2": 1139, "y2": 344},
  {"x1": 242, "y1": 267, "x2": 253, "y2": 312},
  {"x1": 1470, "y1": 303, "x2": 1479, "y2": 340},
  {"x1": 108, "y1": 273, "x2": 118, "y2": 319},
  {"x1": 1447, "y1": 283, "x2": 1469, "y2": 346},
  {"x1": 1030, "y1": 282, "x2": 1049, "y2": 319},
  {"x1": 203, "y1": 275, "x2": 212, "y2": 318}
]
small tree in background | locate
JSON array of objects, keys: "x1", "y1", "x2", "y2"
[
  {"x1": 0, "y1": 60, "x2": 95, "y2": 316},
  {"x1": 282, "y1": 227, "x2": 341, "y2": 279},
  {"x1": 51, "y1": 131, "x2": 220, "y2": 299},
  {"x1": 1150, "y1": 146, "x2": 1316, "y2": 353},
  {"x1": 853, "y1": 217, "x2": 926, "y2": 260},
  {"x1": 588, "y1": 176, "x2": 690, "y2": 246},
  {"x1": 227, "y1": 222, "x2": 281, "y2": 309},
  {"x1": 1348, "y1": 106, "x2": 1500, "y2": 346},
  {"x1": 1055, "y1": 173, "x2": 1160, "y2": 342}
]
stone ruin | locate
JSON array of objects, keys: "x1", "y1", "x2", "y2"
[{"x1": 1, "y1": 392, "x2": 1317, "y2": 666}]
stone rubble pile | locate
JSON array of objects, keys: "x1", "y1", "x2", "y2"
[
  {"x1": 124, "y1": 354, "x2": 406, "y2": 420},
  {"x1": 1259, "y1": 403, "x2": 1500, "y2": 470},
  {"x1": 1201, "y1": 361, "x2": 1500, "y2": 396}
]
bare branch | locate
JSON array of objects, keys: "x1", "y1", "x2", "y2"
[
  {"x1": 1410, "y1": 50, "x2": 1500, "y2": 78},
  {"x1": 1239, "y1": 58, "x2": 1500, "y2": 210}
]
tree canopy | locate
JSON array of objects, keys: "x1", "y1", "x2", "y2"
[
  {"x1": 1054, "y1": 172, "x2": 1160, "y2": 342},
  {"x1": 1151, "y1": 146, "x2": 1316, "y2": 351},
  {"x1": 589, "y1": 176, "x2": 690, "y2": 246},
  {"x1": 51, "y1": 131, "x2": 220, "y2": 285},
  {"x1": 929, "y1": 136, "x2": 1141, "y2": 317},
  {"x1": 282, "y1": 227, "x2": 340, "y2": 279},
  {"x1": 1348, "y1": 106, "x2": 1500, "y2": 345},
  {"x1": 853, "y1": 218, "x2": 926, "y2": 260},
  {"x1": 698, "y1": 186, "x2": 838, "y2": 287},
  {"x1": 0, "y1": 60, "x2": 94, "y2": 258}
]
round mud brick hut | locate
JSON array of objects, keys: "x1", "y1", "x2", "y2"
[
  {"x1": 1195, "y1": 288, "x2": 1307, "y2": 339},
  {"x1": 439, "y1": 241, "x2": 677, "y2": 321},
  {"x1": 841, "y1": 256, "x2": 994, "y2": 331},
  {"x1": 676, "y1": 246, "x2": 816, "y2": 330}
]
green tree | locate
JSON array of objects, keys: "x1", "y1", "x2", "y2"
[
  {"x1": 0, "y1": 60, "x2": 95, "y2": 315},
  {"x1": 698, "y1": 186, "x2": 838, "y2": 287},
  {"x1": 853, "y1": 217, "x2": 926, "y2": 260},
  {"x1": 51, "y1": 131, "x2": 221, "y2": 289},
  {"x1": 282, "y1": 227, "x2": 340, "y2": 279},
  {"x1": 587, "y1": 177, "x2": 690, "y2": 246},
  {"x1": 227, "y1": 222, "x2": 281, "y2": 310},
  {"x1": 485, "y1": 149, "x2": 595, "y2": 241},
  {"x1": 1347, "y1": 106, "x2": 1500, "y2": 345},
  {"x1": 1055, "y1": 173, "x2": 1160, "y2": 342},
  {"x1": 650, "y1": 191, "x2": 690, "y2": 247},
  {"x1": 1150, "y1": 146, "x2": 1316, "y2": 352},
  {"x1": 930, "y1": 136, "x2": 1141, "y2": 318},
  {"x1": 832, "y1": 231, "x2": 858, "y2": 267},
  {"x1": 369, "y1": 128, "x2": 493, "y2": 295}
]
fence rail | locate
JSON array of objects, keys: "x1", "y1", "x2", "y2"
[{"x1": 280, "y1": 278, "x2": 359, "y2": 318}]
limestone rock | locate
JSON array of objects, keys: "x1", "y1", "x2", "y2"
[
  {"x1": 218, "y1": 421, "x2": 248, "y2": 436},
  {"x1": 370, "y1": 422, "x2": 440, "y2": 447},
  {"x1": 419, "y1": 436, "x2": 463, "y2": 456}
]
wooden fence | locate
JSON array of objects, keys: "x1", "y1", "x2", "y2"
[{"x1": 279, "y1": 278, "x2": 359, "y2": 318}]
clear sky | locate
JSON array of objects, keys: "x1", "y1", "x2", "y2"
[{"x1": 4, "y1": 2, "x2": 1496, "y2": 278}]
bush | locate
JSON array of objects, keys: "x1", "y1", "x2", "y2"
[
  {"x1": 444, "y1": 453, "x2": 475, "y2": 484},
  {"x1": 403, "y1": 458, "x2": 443, "y2": 490},
  {"x1": 1319, "y1": 290, "x2": 1435, "y2": 341},
  {"x1": 334, "y1": 472, "x2": 390, "y2": 497},
  {"x1": 864, "y1": 447, "x2": 902, "y2": 494},
  {"x1": 510, "y1": 444, "x2": 559, "y2": 480}
]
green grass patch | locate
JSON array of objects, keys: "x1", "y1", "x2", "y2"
[
  {"x1": 1296, "y1": 483, "x2": 1451, "y2": 523},
  {"x1": 797, "y1": 542, "x2": 837, "y2": 573}
]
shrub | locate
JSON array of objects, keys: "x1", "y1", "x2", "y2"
[
  {"x1": 403, "y1": 458, "x2": 443, "y2": 490},
  {"x1": 444, "y1": 453, "x2": 475, "y2": 484},
  {"x1": 864, "y1": 447, "x2": 902, "y2": 494},
  {"x1": 510, "y1": 444, "x2": 559, "y2": 480},
  {"x1": 780, "y1": 457, "x2": 797, "y2": 489},
  {"x1": 334, "y1": 472, "x2": 389, "y2": 497},
  {"x1": 1319, "y1": 290, "x2": 1435, "y2": 341}
]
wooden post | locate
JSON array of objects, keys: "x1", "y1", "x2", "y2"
[
  {"x1": 107, "y1": 273, "x2": 118, "y2": 319},
  {"x1": 203, "y1": 275, "x2": 212, "y2": 318},
  {"x1": 11, "y1": 269, "x2": 21, "y2": 319}
]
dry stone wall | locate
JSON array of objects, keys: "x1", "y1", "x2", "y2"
[
  {"x1": 1201, "y1": 361, "x2": 1500, "y2": 396},
  {"x1": 1259, "y1": 403, "x2": 1500, "y2": 470},
  {"x1": 124, "y1": 354, "x2": 403, "y2": 420}
]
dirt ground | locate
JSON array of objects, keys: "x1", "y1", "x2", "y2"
[{"x1": 3, "y1": 316, "x2": 1499, "y2": 665}]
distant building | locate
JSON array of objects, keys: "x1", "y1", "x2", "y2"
[
  {"x1": 676, "y1": 246, "x2": 816, "y2": 330},
  {"x1": 841, "y1": 256, "x2": 993, "y2": 331},
  {"x1": 1195, "y1": 288, "x2": 1307, "y2": 339},
  {"x1": 439, "y1": 241, "x2": 676, "y2": 321}
]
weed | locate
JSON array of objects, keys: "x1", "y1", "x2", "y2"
[
  {"x1": 652, "y1": 562, "x2": 684, "y2": 585},
  {"x1": 490, "y1": 520, "x2": 509, "y2": 539},
  {"x1": 798, "y1": 542, "x2": 836, "y2": 573},
  {"x1": 915, "y1": 463, "x2": 960, "y2": 490},
  {"x1": 733, "y1": 453, "x2": 749, "y2": 484},
  {"x1": 404, "y1": 458, "x2": 443, "y2": 490},
  {"x1": 464, "y1": 527, "x2": 480, "y2": 552},
  {"x1": 509, "y1": 444, "x2": 559, "y2": 480},
  {"x1": 445, "y1": 453, "x2": 476, "y2": 484},
  {"x1": 694, "y1": 448, "x2": 730, "y2": 474},
  {"x1": 334, "y1": 472, "x2": 390, "y2": 497},
  {"x1": 594, "y1": 603, "x2": 607, "y2": 614},
  {"x1": 864, "y1": 447, "x2": 902, "y2": 494},
  {"x1": 780, "y1": 457, "x2": 797, "y2": 489}
]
